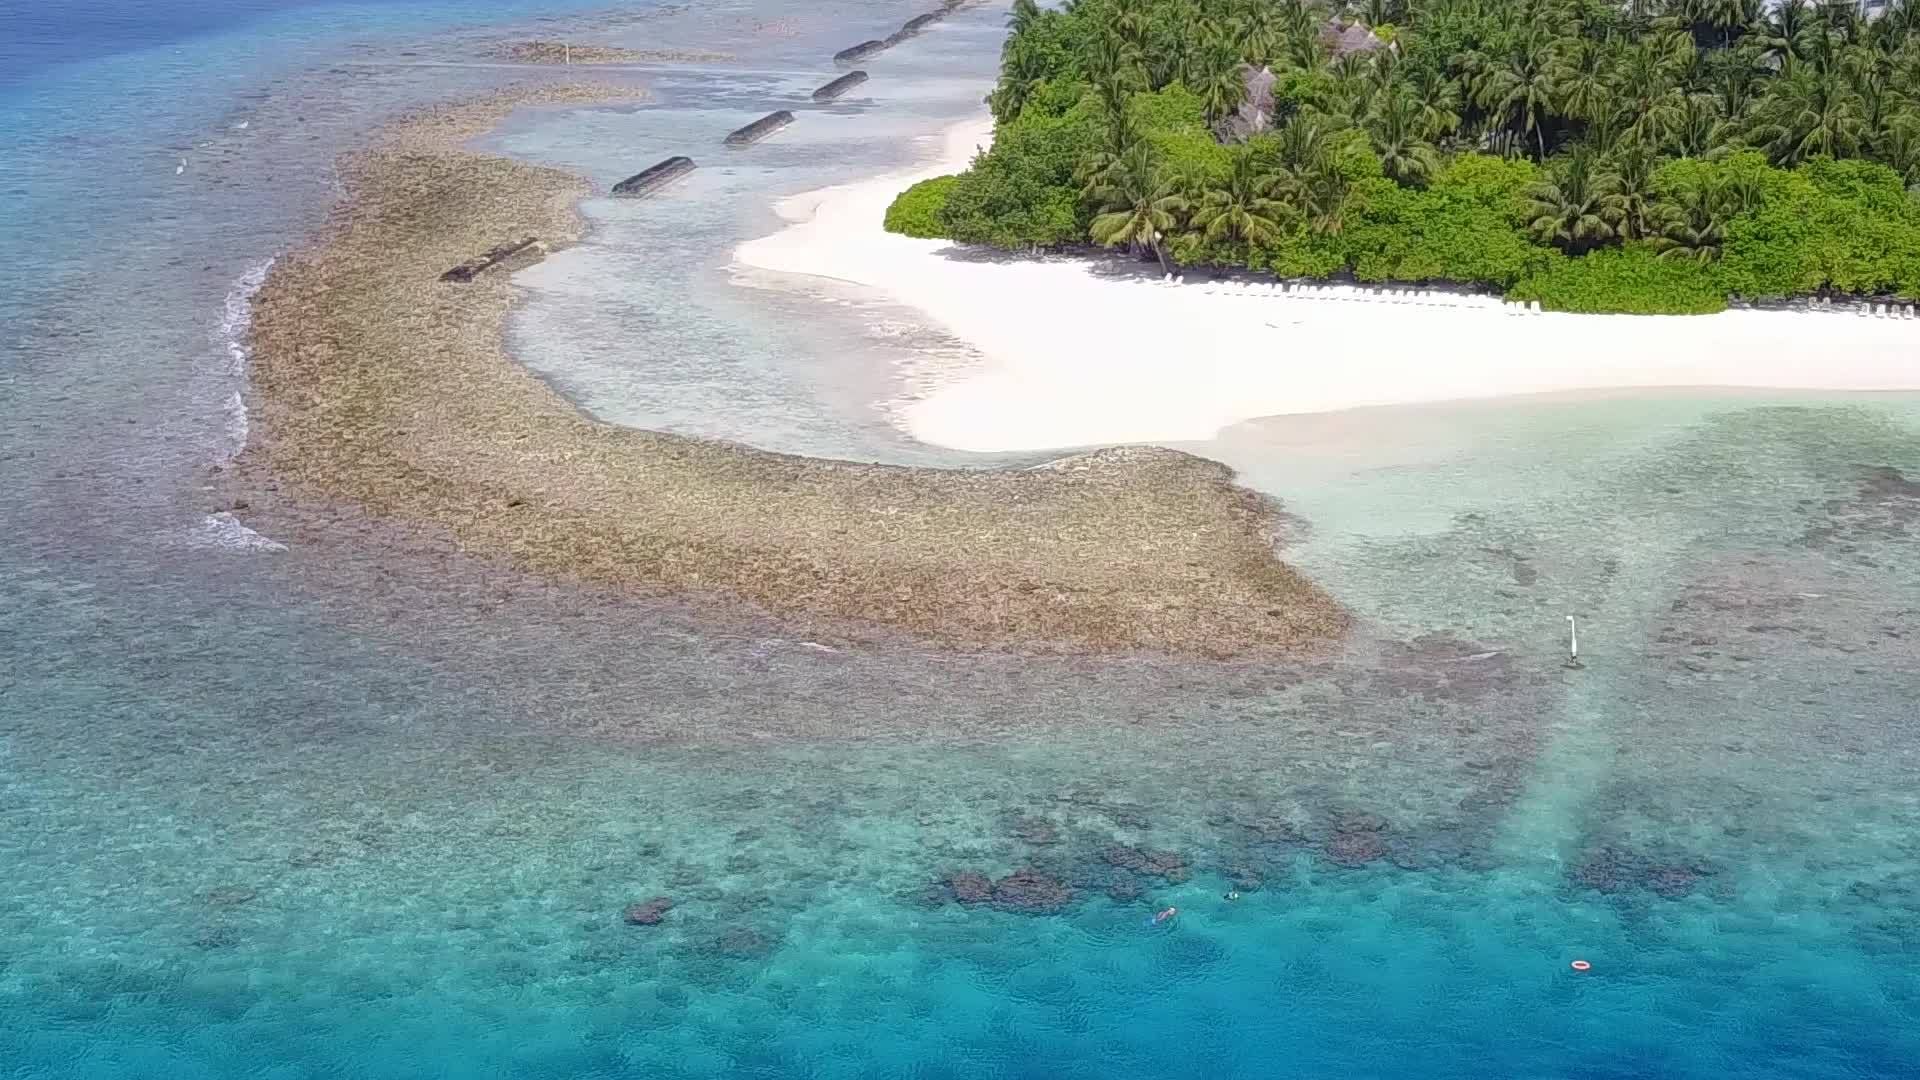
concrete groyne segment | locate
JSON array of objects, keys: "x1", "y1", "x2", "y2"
[
  {"x1": 833, "y1": 40, "x2": 887, "y2": 65},
  {"x1": 812, "y1": 71, "x2": 870, "y2": 102},
  {"x1": 724, "y1": 111, "x2": 796, "y2": 147},
  {"x1": 440, "y1": 236, "x2": 545, "y2": 282},
  {"x1": 887, "y1": 11, "x2": 947, "y2": 44},
  {"x1": 611, "y1": 156, "x2": 696, "y2": 197}
]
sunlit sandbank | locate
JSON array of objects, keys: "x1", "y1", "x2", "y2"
[{"x1": 736, "y1": 114, "x2": 1920, "y2": 454}]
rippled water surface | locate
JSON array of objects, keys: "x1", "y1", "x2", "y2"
[{"x1": 3, "y1": 0, "x2": 1919, "y2": 1077}]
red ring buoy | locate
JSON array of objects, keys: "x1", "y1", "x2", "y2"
[{"x1": 1570, "y1": 960, "x2": 1592, "y2": 972}]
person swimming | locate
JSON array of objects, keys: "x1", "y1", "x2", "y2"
[
  {"x1": 1145, "y1": 906, "x2": 1177, "y2": 926},
  {"x1": 1223, "y1": 891, "x2": 1240, "y2": 901}
]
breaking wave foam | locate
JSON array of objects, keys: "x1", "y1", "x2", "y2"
[{"x1": 213, "y1": 259, "x2": 274, "y2": 464}]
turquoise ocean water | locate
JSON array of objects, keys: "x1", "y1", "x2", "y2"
[{"x1": 2, "y1": 1, "x2": 1918, "y2": 1077}]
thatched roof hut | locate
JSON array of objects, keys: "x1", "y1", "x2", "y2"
[
  {"x1": 1320, "y1": 20, "x2": 1386, "y2": 57},
  {"x1": 1236, "y1": 65, "x2": 1277, "y2": 136}
]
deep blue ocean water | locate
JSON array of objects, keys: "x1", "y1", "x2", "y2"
[{"x1": 3, "y1": 1, "x2": 1919, "y2": 1077}]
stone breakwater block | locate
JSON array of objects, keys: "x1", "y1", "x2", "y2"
[
  {"x1": 812, "y1": 71, "x2": 869, "y2": 101},
  {"x1": 610, "y1": 156, "x2": 696, "y2": 198},
  {"x1": 439, "y1": 236, "x2": 543, "y2": 283},
  {"x1": 724, "y1": 111, "x2": 795, "y2": 147},
  {"x1": 834, "y1": 40, "x2": 887, "y2": 64},
  {"x1": 886, "y1": 11, "x2": 947, "y2": 44}
]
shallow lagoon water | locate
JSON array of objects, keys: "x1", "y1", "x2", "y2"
[{"x1": 4, "y1": 1, "x2": 1920, "y2": 1077}]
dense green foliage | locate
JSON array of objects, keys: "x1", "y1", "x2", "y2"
[
  {"x1": 1509, "y1": 244, "x2": 1730, "y2": 312},
  {"x1": 883, "y1": 175, "x2": 961, "y2": 238},
  {"x1": 943, "y1": 101, "x2": 1102, "y2": 248},
  {"x1": 938, "y1": 0, "x2": 1920, "y2": 311}
]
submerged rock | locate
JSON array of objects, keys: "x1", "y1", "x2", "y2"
[
  {"x1": 1336, "y1": 812, "x2": 1388, "y2": 834},
  {"x1": 1323, "y1": 815, "x2": 1392, "y2": 868},
  {"x1": 1571, "y1": 844, "x2": 1714, "y2": 899},
  {"x1": 1323, "y1": 831, "x2": 1387, "y2": 867},
  {"x1": 713, "y1": 926, "x2": 777, "y2": 957},
  {"x1": 192, "y1": 925, "x2": 241, "y2": 951},
  {"x1": 1101, "y1": 845, "x2": 1189, "y2": 881},
  {"x1": 1225, "y1": 865, "x2": 1264, "y2": 892},
  {"x1": 1010, "y1": 816, "x2": 1059, "y2": 846},
  {"x1": 205, "y1": 885, "x2": 258, "y2": 907},
  {"x1": 992, "y1": 867, "x2": 1074, "y2": 914},
  {"x1": 1645, "y1": 866, "x2": 1701, "y2": 899},
  {"x1": 946, "y1": 871, "x2": 993, "y2": 905},
  {"x1": 623, "y1": 896, "x2": 674, "y2": 925}
]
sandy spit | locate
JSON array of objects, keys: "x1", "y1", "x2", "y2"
[
  {"x1": 737, "y1": 113, "x2": 1920, "y2": 454},
  {"x1": 236, "y1": 83, "x2": 1346, "y2": 658}
]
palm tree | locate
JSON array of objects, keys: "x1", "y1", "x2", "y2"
[
  {"x1": 1761, "y1": 0, "x2": 1814, "y2": 74},
  {"x1": 1089, "y1": 28, "x2": 1147, "y2": 89},
  {"x1": 1358, "y1": 0, "x2": 1402, "y2": 29},
  {"x1": 1872, "y1": 0, "x2": 1920, "y2": 52},
  {"x1": 1874, "y1": 115, "x2": 1920, "y2": 188},
  {"x1": 1266, "y1": 116, "x2": 1351, "y2": 233},
  {"x1": 989, "y1": 44, "x2": 1053, "y2": 122},
  {"x1": 1152, "y1": 8, "x2": 1207, "y2": 88},
  {"x1": 1277, "y1": 0, "x2": 1326, "y2": 69},
  {"x1": 1088, "y1": 144, "x2": 1190, "y2": 274},
  {"x1": 1005, "y1": 0, "x2": 1042, "y2": 46},
  {"x1": 1526, "y1": 147, "x2": 1626, "y2": 253},
  {"x1": 1692, "y1": 0, "x2": 1755, "y2": 48},
  {"x1": 1195, "y1": 43, "x2": 1250, "y2": 126},
  {"x1": 1235, "y1": 0, "x2": 1284, "y2": 67},
  {"x1": 1289, "y1": 157, "x2": 1354, "y2": 235},
  {"x1": 1369, "y1": 89, "x2": 1444, "y2": 186},
  {"x1": 1813, "y1": 0, "x2": 1860, "y2": 45},
  {"x1": 1613, "y1": 43, "x2": 1683, "y2": 150},
  {"x1": 1274, "y1": 114, "x2": 1335, "y2": 175},
  {"x1": 1077, "y1": 112, "x2": 1141, "y2": 195},
  {"x1": 1607, "y1": 143, "x2": 1662, "y2": 240},
  {"x1": 1650, "y1": 182, "x2": 1732, "y2": 264},
  {"x1": 1554, "y1": 39, "x2": 1613, "y2": 126},
  {"x1": 1111, "y1": 0, "x2": 1153, "y2": 45},
  {"x1": 1750, "y1": 67, "x2": 1866, "y2": 163},
  {"x1": 1407, "y1": 63, "x2": 1462, "y2": 140},
  {"x1": 1846, "y1": 48, "x2": 1900, "y2": 146},
  {"x1": 1708, "y1": 44, "x2": 1765, "y2": 121},
  {"x1": 1669, "y1": 92, "x2": 1733, "y2": 157},
  {"x1": 1194, "y1": 151, "x2": 1286, "y2": 247},
  {"x1": 1876, "y1": 0, "x2": 1920, "y2": 41},
  {"x1": 1479, "y1": 29, "x2": 1564, "y2": 160}
]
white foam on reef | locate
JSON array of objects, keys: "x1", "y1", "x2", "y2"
[
  {"x1": 163, "y1": 512, "x2": 288, "y2": 553},
  {"x1": 161, "y1": 260, "x2": 289, "y2": 555},
  {"x1": 213, "y1": 259, "x2": 274, "y2": 464}
]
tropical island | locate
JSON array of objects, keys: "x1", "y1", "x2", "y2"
[{"x1": 885, "y1": 0, "x2": 1920, "y2": 313}]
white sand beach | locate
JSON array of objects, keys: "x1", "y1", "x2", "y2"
[{"x1": 735, "y1": 113, "x2": 1920, "y2": 454}]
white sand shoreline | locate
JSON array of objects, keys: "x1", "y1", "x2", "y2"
[{"x1": 735, "y1": 111, "x2": 1920, "y2": 454}]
